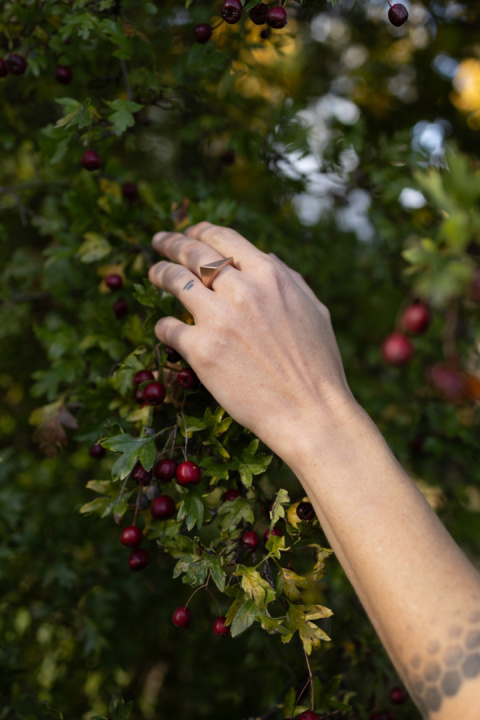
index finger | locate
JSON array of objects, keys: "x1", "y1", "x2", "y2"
[{"x1": 185, "y1": 222, "x2": 263, "y2": 269}]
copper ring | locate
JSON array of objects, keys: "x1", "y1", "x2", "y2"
[{"x1": 199, "y1": 257, "x2": 235, "y2": 290}]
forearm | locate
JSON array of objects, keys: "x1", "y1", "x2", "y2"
[{"x1": 287, "y1": 401, "x2": 480, "y2": 720}]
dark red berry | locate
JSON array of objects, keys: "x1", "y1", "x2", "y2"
[
  {"x1": 296, "y1": 501, "x2": 315, "y2": 521},
  {"x1": 194, "y1": 23, "x2": 212, "y2": 43},
  {"x1": 266, "y1": 6, "x2": 287, "y2": 28},
  {"x1": 89, "y1": 443, "x2": 105, "y2": 459},
  {"x1": 390, "y1": 686, "x2": 407, "y2": 704},
  {"x1": 132, "y1": 462, "x2": 152, "y2": 487},
  {"x1": 151, "y1": 495, "x2": 176, "y2": 520},
  {"x1": 113, "y1": 297, "x2": 128, "y2": 319},
  {"x1": 429, "y1": 365, "x2": 470, "y2": 403},
  {"x1": 133, "y1": 369, "x2": 155, "y2": 386},
  {"x1": 0, "y1": 59, "x2": 8, "y2": 78},
  {"x1": 6, "y1": 54, "x2": 27, "y2": 75},
  {"x1": 177, "y1": 368, "x2": 199, "y2": 390},
  {"x1": 401, "y1": 303, "x2": 430, "y2": 335},
  {"x1": 129, "y1": 548, "x2": 149, "y2": 571},
  {"x1": 242, "y1": 530, "x2": 259, "y2": 551},
  {"x1": 143, "y1": 381, "x2": 166, "y2": 405},
  {"x1": 121, "y1": 181, "x2": 139, "y2": 202},
  {"x1": 388, "y1": 3, "x2": 408, "y2": 26},
  {"x1": 221, "y1": 0, "x2": 243, "y2": 24},
  {"x1": 121, "y1": 525, "x2": 143, "y2": 547},
  {"x1": 176, "y1": 461, "x2": 202, "y2": 487},
  {"x1": 213, "y1": 616, "x2": 230, "y2": 637},
  {"x1": 381, "y1": 332, "x2": 413, "y2": 366},
  {"x1": 173, "y1": 606, "x2": 191, "y2": 628},
  {"x1": 223, "y1": 489, "x2": 241, "y2": 501},
  {"x1": 154, "y1": 458, "x2": 177, "y2": 482},
  {"x1": 297, "y1": 712, "x2": 320, "y2": 720},
  {"x1": 264, "y1": 526, "x2": 283, "y2": 544},
  {"x1": 105, "y1": 273, "x2": 123, "y2": 290},
  {"x1": 81, "y1": 150, "x2": 101, "y2": 171},
  {"x1": 221, "y1": 149, "x2": 236, "y2": 165},
  {"x1": 164, "y1": 346, "x2": 181, "y2": 363},
  {"x1": 55, "y1": 65, "x2": 72, "y2": 84},
  {"x1": 249, "y1": 3, "x2": 269, "y2": 24}
]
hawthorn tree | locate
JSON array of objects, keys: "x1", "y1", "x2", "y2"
[{"x1": 1, "y1": 1, "x2": 480, "y2": 719}]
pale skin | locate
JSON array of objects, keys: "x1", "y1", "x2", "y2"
[{"x1": 148, "y1": 221, "x2": 480, "y2": 720}]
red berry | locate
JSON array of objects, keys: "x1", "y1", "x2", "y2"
[
  {"x1": 298, "y1": 712, "x2": 320, "y2": 720},
  {"x1": 55, "y1": 65, "x2": 72, "y2": 84},
  {"x1": 223, "y1": 489, "x2": 241, "y2": 501},
  {"x1": 6, "y1": 54, "x2": 27, "y2": 75},
  {"x1": 249, "y1": 3, "x2": 269, "y2": 24},
  {"x1": 266, "y1": 6, "x2": 287, "y2": 28},
  {"x1": 132, "y1": 462, "x2": 152, "y2": 486},
  {"x1": 296, "y1": 501, "x2": 315, "y2": 521},
  {"x1": 81, "y1": 150, "x2": 101, "y2": 171},
  {"x1": 154, "y1": 458, "x2": 177, "y2": 482},
  {"x1": 176, "y1": 461, "x2": 202, "y2": 487},
  {"x1": 133, "y1": 369, "x2": 155, "y2": 386},
  {"x1": 129, "y1": 548, "x2": 149, "y2": 571},
  {"x1": 151, "y1": 495, "x2": 176, "y2": 520},
  {"x1": 173, "y1": 606, "x2": 191, "y2": 628},
  {"x1": 221, "y1": 0, "x2": 243, "y2": 24},
  {"x1": 242, "y1": 530, "x2": 259, "y2": 551},
  {"x1": 401, "y1": 303, "x2": 430, "y2": 335},
  {"x1": 121, "y1": 181, "x2": 139, "y2": 202},
  {"x1": 264, "y1": 526, "x2": 283, "y2": 544},
  {"x1": 143, "y1": 381, "x2": 166, "y2": 405},
  {"x1": 177, "y1": 368, "x2": 199, "y2": 390},
  {"x1": 164, "y1": 346, "x2": 182, "y2": 363},
  {"x1": 89, "y1": 443, "x2": 105, "y2": 459},
  {"x1": 194, "y1": 23, "x2": 213, "y2": 43},
  {"x1": 0, "y1": 59, "x2": 8, "y2": 78},
  {"x1": 105, "y1": 273, "x2": 123, "y2": 290},
  {"x1": 121, "y1": 525, "x2": 143, "y2": 547},
  {"x1": 429, "y1": 365, "x2": 470, "y2": 403},
  {"x1": 390, "y1": 686, "x2": 407, "y2": 704},
  {"x1": 381, "y1": 332, "x2": 413, "y2": 366},
  {"x1": 388, "y1": 3, "x2": 408, "y2": 26},
  {"x1": 113, "y1": 297, "x2": 128, "y2": 319},
  {"x1": 213, "y1": 616, "x2": 230, "y2": 637}
]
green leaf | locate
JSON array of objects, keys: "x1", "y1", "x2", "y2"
[
  {"x1": 230, "y1": 598, "x2": 259, "y2": 637},
  {"x1": 277, "y1": 567, "x2": 309, "y2": 602},
  {"x1": 105, "y1": 99, "x2": 143, "y2": 136},
  {"x1": 102, "y1": 19, "x2": 132, "y2": 59},
  {"x1": 270, "y1": 488, "x2": 290, "y2": 526},
  {"x1": 217, "y1": 496, "x2": 255, "y2": 533},
  {"x1": 308, "y1": 544, "x2": 334, "y2": 581},
  {"x1": 177, "y1": 489, "x2": 205, "y2": 531},
  {"x1": 77, "y1": 233, "x2": 112, "y2": 263},
  {"x1": 178, "y1": 414, "x2": 207, "y2": 436},
  {"x1": 235, "y1": 565, "x2": 276, "y2": 609},
  {"x1": 238, "y1": 439, "x2": 273, "y2": 489},
  {"x1": 284, "y1": 602, "x2": 331, "y2": 655},
  {"x1": 79, "y1": 497, "x2": 111, "y2": 515},
  {"x1": 55, "y1": 97, "x2": 93, "y2": 130},
  {"x1": 102, "y1": 434, "x2": 156, "y2": 480}
]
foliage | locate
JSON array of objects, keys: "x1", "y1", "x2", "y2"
[{"x1": 1, "y1": 0, "x2": 480, "y2": 719}]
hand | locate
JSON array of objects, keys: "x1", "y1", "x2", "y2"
[{"x1": 148, "y1": 222, "x2": 356, "y2": 466}]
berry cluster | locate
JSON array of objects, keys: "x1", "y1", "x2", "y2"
[
  {"x1": 381, "y1": 301, "x2": 474, "y2": 403},
  {"x1": 194, "y1": 0, "x2": 288, "y2": 44}
]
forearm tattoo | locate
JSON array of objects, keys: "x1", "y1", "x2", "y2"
[
  {"x1": 399, "y1": 604, "x2": 480, "y2": 717},
  {"x1": 183, "y1": 280, "x2": 194, "y2": 291}
]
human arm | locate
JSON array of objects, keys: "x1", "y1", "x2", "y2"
[{"x1": 148, "y1": 221, "x2": 480, "y2": 720}]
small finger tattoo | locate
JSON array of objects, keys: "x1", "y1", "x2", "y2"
[{"x1": 183, "y1": 280, "x2": 194, "y2": 291}]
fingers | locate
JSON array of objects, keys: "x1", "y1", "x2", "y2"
[
  {"x1": 154, "y1": 316, "x2": 193, "y2": 362},
  {"x1": 148, "y1": 261, "x2": 214, "y2": 317},
  {"x1": 185, "y1": 222, "x2": 263, "y2": 268}
]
